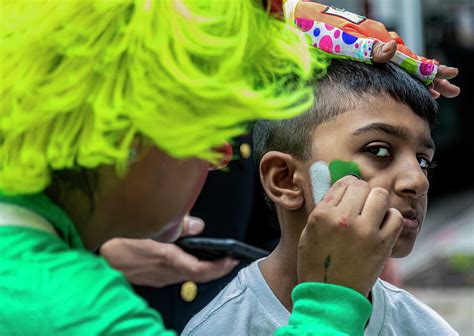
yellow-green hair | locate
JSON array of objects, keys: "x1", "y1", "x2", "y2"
[{"x1": 0, "y1": 0, "x2": 328, "y2": 195}]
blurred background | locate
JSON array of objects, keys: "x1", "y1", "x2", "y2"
[{"x1": 317, "y1": 0, "x2": 474, "y2": 333}]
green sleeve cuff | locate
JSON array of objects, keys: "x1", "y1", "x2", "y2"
[{"x1": 276, "y1": 282, "x2": 372, "y2": 336}]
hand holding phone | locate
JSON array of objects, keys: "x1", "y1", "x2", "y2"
[{"x1": 175, "y1": 237, "x2": 269, "y2": 263}]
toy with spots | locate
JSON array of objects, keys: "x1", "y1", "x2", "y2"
[{"x1": 282, "y1": 0, "x2": 439, "y2": 85}]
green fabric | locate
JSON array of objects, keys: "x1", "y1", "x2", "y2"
[
  {"x1": 0, "y1": 192, "x2": 175, "y2": 335},
  {"x1": 0, "y1": 193, "x2": 84, "y2": 249},
  {"x1": 276, "y1": 282, "x2": 372, "y2": 336},
  {"x1": 329, "y1": 160, "x2": 362, "y2": 185}
]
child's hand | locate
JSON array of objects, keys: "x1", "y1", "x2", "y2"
[
  {"x1": 429, "y1": 65, "x2": 460, "y2": 99},
  {"x1": 372, "y1": 41, "x2": 460, "y2": 99},
  {"x1": 297, "y1": 175, "x2": 403, "y2": 297}
]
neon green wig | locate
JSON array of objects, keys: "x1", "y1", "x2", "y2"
[{"x1": 0, "y1": 0, "x2": 328, "y2": 195}]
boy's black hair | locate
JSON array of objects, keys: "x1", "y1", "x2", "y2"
[{"x1": 253, "y1": 59, "x2": 438, "y2": 166}]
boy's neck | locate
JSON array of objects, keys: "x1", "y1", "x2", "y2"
[{"x1": 259, "y1": 231, "x2": 301, "y2": 312}]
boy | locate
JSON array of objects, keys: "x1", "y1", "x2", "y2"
[{"x1": 182, "y1": 59, "x2": 458, "y2": 335}]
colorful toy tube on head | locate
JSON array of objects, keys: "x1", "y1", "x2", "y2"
[
  {"x1": 310, "y1": 160, "x2": 362, "y2": 204},
  {"x1": 281, "y1": 0, "x2": 439, "y2": 85}
]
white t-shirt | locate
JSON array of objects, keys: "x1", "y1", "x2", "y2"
[{"x1": 183, "y1": 259, "x2": 457, "y2": 335}]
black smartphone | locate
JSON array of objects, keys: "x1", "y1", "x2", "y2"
[{"x1": 175, "y1": 237, "x2": 269, "y2": 263}]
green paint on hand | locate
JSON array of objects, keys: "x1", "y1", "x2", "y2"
[
  {"x1": 328, "y1": 160, "x2": 361, "y2": 185},
  {"x1": 323, "y1": 255, "x2": 331, "y2": 283}
]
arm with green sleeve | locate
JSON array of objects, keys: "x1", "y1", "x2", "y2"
[
  {"x1": 275, "y1": 162, "x2": 380, "y2": 335},
  {"x1": 276, "y1": 283, "x2": 371, "y2": 336}
]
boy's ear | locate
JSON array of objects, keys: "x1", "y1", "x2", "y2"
[{"x1": 259, "y1": 151, "x2": 304, "y2": 210}]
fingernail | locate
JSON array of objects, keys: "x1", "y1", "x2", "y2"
[
  {"x1": 430, "y1": 89, "x2": 440, "y2": 99},
  {"x1": 187, "y1": 217, "x2": 204, "y2": 234}
]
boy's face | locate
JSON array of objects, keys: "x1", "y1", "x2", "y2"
[{"x1": 303, "y1": 95, "x2": 435, "y2": 258}]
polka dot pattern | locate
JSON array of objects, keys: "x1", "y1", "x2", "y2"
[
  {"x1": 401, "y1": 58, "x2": 420, "y2": 75},
  {"x1": 296, "y1": 18, "x2": 314, "y2": 32},
  {"x1": 296, "y1": 20, "x2": 374, "y2": 63},
  {"x1": 294, "y1": 19, "x2": 439, "y2": 85},
  {"x1": 420, "y1": 62, "x2": 435, "y2": 76},
  {"x1": 319, "y1": 35, "x2": 333, "y2": 53},
  {"x1": 325, "y1": 24, "x2": 334, "y2": 31},
  {"x1": 342, "y1": 32, "x2": 358, "y2": 45}
]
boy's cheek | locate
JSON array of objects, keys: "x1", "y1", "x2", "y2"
[
  {"x1": 391, "y1": 232, "x2": 419, "y2": 258},
  {"x1": 299, "y1": 173, "x2": 321, "y2": 215},
  {"x1": 417, "y1": 197, "x2": 429, "y2": 225}
]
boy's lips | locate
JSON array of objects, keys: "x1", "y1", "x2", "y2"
[
  {"x1": 400, "y1": 209, "x2": 419, "y2": 230},
  {"x1": 402, "y1": 217, "x2": 419, "y2": 230}
]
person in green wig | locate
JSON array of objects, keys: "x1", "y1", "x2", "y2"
[{"x1": 0, "y1": 0, "x2": 460, "y2": 335}]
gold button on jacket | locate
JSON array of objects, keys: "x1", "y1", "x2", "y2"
[
  {"x1": 239, "y1": 143, "x2": 251, "y2": 159},
  {"x1": 180, "y1": 281, "x2": 198, "y2": 302}
]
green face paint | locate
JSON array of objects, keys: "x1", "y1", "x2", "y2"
[
  {"x1": 309, "y1": 160, "x2": 361, "y2": 203},
  {"x1": 328, "y1": 160, "x2": 362, "y2": 185}
]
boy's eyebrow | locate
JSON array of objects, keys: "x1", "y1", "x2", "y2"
[{"x1": 351, "y1": 122, "x2": 436, "y2": 151}]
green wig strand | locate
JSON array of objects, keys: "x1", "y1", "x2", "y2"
[{"x1": 0, "y1": 0, "x2": 328, "y2": 195}]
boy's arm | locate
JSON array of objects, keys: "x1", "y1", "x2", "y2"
[
  {"x1": 276, "y1": 283, "x2": 371, "y2": 336},
  {"x1": 277, "y1": 175, "x2": 403, "y2": 335}
]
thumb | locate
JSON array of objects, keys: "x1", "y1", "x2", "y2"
[
  {"x1": 372, "y1": 40, "x2": 397, "y2": 63},
  {"x1": 180, "y1": 216, "x2": 205, "y2": 237}
]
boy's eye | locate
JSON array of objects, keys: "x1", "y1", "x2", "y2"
[
  {"x1": 419, "y1": 158, "x2": 429, "y2": 169},
  {"x1": 366, "y1": 146, "x2": 391, "y2": 157},
  {"x1": 418, "y1": 157, "x2": 436, "y2": 170}
]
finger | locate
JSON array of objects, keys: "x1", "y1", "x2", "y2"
[
  {"x1": 360, "y1": 187, "x2": 391, "y2": 230},
  {"x1": 435, "y1": 65, "x2": 459, "y2": 80},
  {"x1": 379, "y1": 208, "x2": 403, "y2": 247},
  {"x1": 432, "y1": 79, "x2": 461, "y2": 98},
  {"x1": 180, "y1": 216, "x2": 205, "y2": 237},
  {"x1": 372, "y1": 40, "x2": 397, "y2": 64},
  {"x1": 170, "y1": 242, "x2": 201, "y2": 265},
  {"x1": 336, "y1": 179, "x2": 370, "y2": 215},
  {"x1": 188, "y1": 258, "x2": 240, "y2": 283},
  {"x1": 320, "y1": 175, "x2": 359, "y2": 207},
  {"x1": 429, "y1": 87, "x2": 441, "y2": 99}
]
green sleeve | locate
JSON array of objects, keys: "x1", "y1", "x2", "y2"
[{"x1": 275, "y1": 282, "x2": 372, "y2": 336}]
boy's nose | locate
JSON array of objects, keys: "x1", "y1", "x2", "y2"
[
  {"x1": 395, "y1": 159, "x2": 430, "y2": 199},
  {"x1": 208, "y1": 143, "x2": 233, "y2": 171}
]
